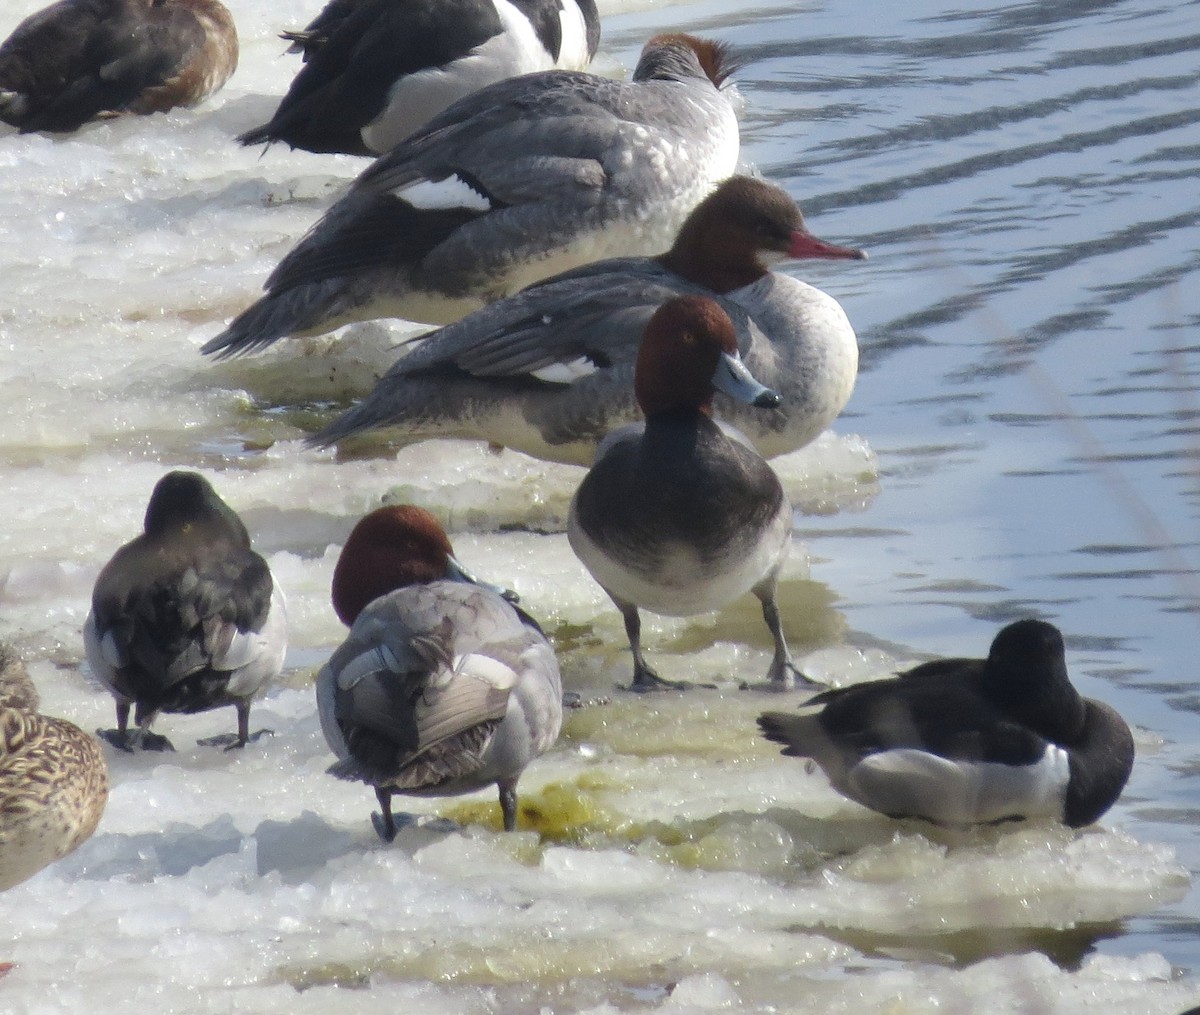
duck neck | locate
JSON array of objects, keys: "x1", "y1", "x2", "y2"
[
  {"x1": 657, "y1": 247, "x2": 766, "y2": 294},
  {"x1": 997, "y1": 670, "x2": 1088, "y2": 745},
  {"x1": 647, "y1": 403, "x2": 713, "y2": 425}
]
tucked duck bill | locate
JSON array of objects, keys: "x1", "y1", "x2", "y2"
[
  {"x1": 712, "y1": 350, "x2": 782, "y2": 408},
  {"x1": 789, "y1": 228, "x2": 868, "y2": 261},
  {"x1": 446, "y1": 554, "x2": 520, "y2": 603}
]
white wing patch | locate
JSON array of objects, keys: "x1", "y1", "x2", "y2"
[
  {"x1": 400, "y1": 176, "x2": 493, "y2": 211},
  {"x1": 451, "y1": 653, "x2": 519, "y2": 693},
  {"x1": 530, "y1": 356, "x2": 600, "y2": 383}
]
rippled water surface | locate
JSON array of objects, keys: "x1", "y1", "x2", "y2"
[{"x1": 2, "y1": 0, "x2": 1199, "y2": 1011}]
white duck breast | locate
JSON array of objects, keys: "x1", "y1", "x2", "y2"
[
  {"x1": 204, "y1": 34, "x2": 740, "y2": 358},
  {"x1": 307, "y1": 176, "x2": 865, "y2": 465}
]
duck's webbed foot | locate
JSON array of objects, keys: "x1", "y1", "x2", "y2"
[
  {"x1": 372, "y1": 787, "x2": 403, "y2": 843},
  {"x1": 741, "y1": 660, "x2": 824, "y2": 693},
  {"x1": 97, "y1": 727, "x2": 176, "y2": 753},
  {"x1": 615, "y1": 602, "x2": 706, "y2": 692},
  {"x1": 197, "y1": 728, "x2": 275, "y2": 751},
  {"x1": 622, "y1": 663, "x2": 691, "y2": 693}
]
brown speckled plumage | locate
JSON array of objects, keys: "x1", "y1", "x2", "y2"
[
  {"x1": 0, "y1": 645, "x2": 40, "y2": 713},
  {"x1": 0, "y1": 651, "x2": 108, "y2": 892}
]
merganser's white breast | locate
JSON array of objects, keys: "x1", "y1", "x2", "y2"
[
  {"x1": 726, "y1": 273, "x2": 859, "y2": 458},
  {"x1": 363, "y1": 0, "x2": 563, "y2": 154},
  {"x1": 553, "y1": 0, "x2": 598, "y2": 69}
]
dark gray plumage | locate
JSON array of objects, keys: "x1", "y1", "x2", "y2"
[
  {"x1": 759, "y1": 619, "x2": 1135, "y2": 827},
  {"x1": 84, "y1": 471, "x2": 287, "y2": 751}
]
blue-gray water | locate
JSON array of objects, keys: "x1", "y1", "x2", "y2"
[{"x1": 658, "y1": 0, "x2": 1200, "y2": 971}]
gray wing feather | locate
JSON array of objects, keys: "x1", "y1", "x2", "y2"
[
  {"x1": 321, "y1": 584, "x2": 536, "y2": 787},
  {"x1": 353, "y1": 74, "x2": 632, "y2": 200},
  {"x1": 390, "y1": 261, "x2": 753, "y2": 380}
]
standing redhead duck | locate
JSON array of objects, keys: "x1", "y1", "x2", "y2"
[
  {"x1": 241, "y1": 0, "x2": 600, "y2": 156},
  {"x1": 84, "y1": 471, "x2": 287, "y2": 751},
  {"x1": 759, "y1": 619, "x2": 1135, "y2": 827},
  {"x1": 318, "y1": 505, "x2": 562, "y2": 839},
  {"x1": 568, "y1": 295, "x2": 812, "y2": 692},
  {"x1": 0, "y1": 0, "x2": 238, "y2": 133},
  {"x1": 202, "y1": 33, "x2": 740, "y2": 357},
  {"x1": 310, "y1": 175, "x2": 866, "y2": 464}
]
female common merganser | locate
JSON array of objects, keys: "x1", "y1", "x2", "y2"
[
  {"x1": 568, "y1": 295, "x2": 812, "y2": 692},
  {"x1": 84, "y1": 471, "x2": 287, "y2": 752},
  {"x1": 310, "y1": 175, "x2": 866, "y2": 464},
  {"x1": 317, "y1": 505, "x2": 562, "y2": 839},
  {"x1": 758, "y1": 619, "x2": 1136, "y2": 828},
  {"x1": 0, "y1": 645, "x2": 108, "y2": 891},
  {"x1": 0, "y1": 0, "x2": 237, "y2": 133},
  {"x1": 202, "y1": 33, "x2": 740, "y2": 358},
  {"x1": 240, "y1": 0, "x2": 601, "y2": 156}
]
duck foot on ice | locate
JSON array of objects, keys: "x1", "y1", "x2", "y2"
[
  {"x1": 620, "y1": 664, "x2": 717, "y2": 693},
  {"x1": 370, "y1": 806, "x2": 452, "y2": 843},
  {"x1": 197, "y1": 728, "x2": 275, "y2": 751},
  {"x1": 97, "y1": 727, "x2": 176, "y2": 753},
  {"x1": 740, "y1": 664, "x2": 824, "y2": 693}
]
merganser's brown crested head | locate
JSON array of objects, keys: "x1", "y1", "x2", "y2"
[
  {"x1": 661, "y1": 176, "x2": 868, "y2": 292},
  {"x1": 635, "y1": 34, "x2": 739, "y2": 89}
]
